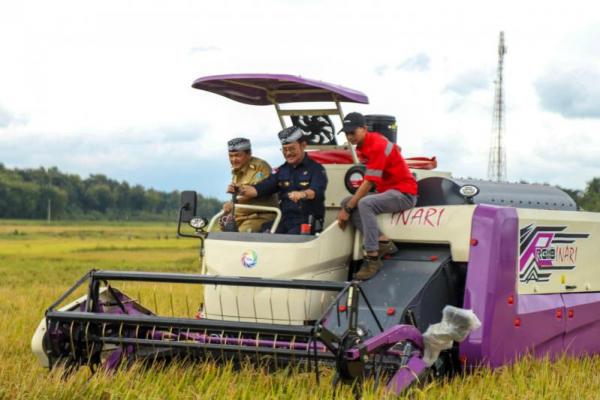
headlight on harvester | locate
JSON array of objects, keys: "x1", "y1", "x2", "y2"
[
  {"x1": 459, "y1": 184, "x2": 480, "y2": 204},
  {"x1": 189, "y1": 217, "x2": 208, "y2": 230}
]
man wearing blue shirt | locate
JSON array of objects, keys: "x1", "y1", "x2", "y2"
[{"x1": 239, "y1": 126, "x2": 328, "y2": 234}]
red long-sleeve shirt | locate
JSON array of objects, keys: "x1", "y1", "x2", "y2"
[{"x1": 356, "y1": 132, "x2": 417, "y2": 195}]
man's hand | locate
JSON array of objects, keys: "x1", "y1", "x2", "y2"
[
  {"x1": 337, "y1": 208, "x2": 350, "y2": 230},
  {"x1": 238, "y1": 185, "x2": 258, "y2": 199},
  {"x1": 226, "y1": 183, "x2": 237, "y2": 194},
  {"x1": 222, "y1": 201, "x2": 233, "y2": 214},
  {"x1": 337, "y1": 180, "x2": 371, "y2": 230},
  {"x1": 287, "y1": 191, "x2": 306, "y2": 203}
]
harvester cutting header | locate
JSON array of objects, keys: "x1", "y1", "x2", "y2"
[{"x1": 33, "y1": 74, "x2": 600, "y2": 396}]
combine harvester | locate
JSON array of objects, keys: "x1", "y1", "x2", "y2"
[{"x1": 32, "y1": 74, "x2": 600, "y2": 395}]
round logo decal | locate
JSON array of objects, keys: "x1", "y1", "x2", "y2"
[{"x1": 241, "y1": 250, "x2": 258, "y2": 268}]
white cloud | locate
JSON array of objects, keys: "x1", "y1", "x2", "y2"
[
  {"x1": 535, "y1": 68, "x2": 600, "y2": 118},
  {"x1": 397, "y1": 53, "x2": 431, "y2": 72},
  {"x1": 0, "y1": 0, "x2": 600, "y2": 198},
  {"x1": 445, "y1": 70, "x2": 491, "y2": 97}
]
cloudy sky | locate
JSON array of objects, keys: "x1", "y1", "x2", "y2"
[{"x1": 1, "y1": 0, "x2": 599, "y2": 199}]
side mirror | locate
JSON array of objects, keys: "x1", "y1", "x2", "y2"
[{"x1": 180, "y1": 191, "x2": 197, "y2": 223}]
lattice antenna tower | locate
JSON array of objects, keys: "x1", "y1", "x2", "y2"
[{"x1": 487, "y1": 31, "x2": 507, "y2": 182}]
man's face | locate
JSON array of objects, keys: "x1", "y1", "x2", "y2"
[
  {"x1": 281, "y1": 141, "x2": 306, "y2": 165},
  {"x1": 228, "y1": 150, "x2": 251, "y2": 170},
  {"x1": 344, "y1": 126, "x2": 367, "y2": 145}
]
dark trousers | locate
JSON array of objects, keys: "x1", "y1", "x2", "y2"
[
  {"x1": 341, "y1": 190, "x2": 416, "y2": 252},
  {"x1": 262, "y1": 215, "x2": 323, "y2": 235}
]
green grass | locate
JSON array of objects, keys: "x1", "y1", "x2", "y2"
[{"x1": 1, "y1": 220, "x2": 599, "y2": 399}]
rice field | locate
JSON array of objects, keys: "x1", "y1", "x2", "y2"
[{"x1": 1, "y1": 219, "x2": 599, "y2": 399}]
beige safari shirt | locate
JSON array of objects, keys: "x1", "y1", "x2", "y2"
[{"x1": 232, "y1": 156, "x2": 278, "y2": 219}]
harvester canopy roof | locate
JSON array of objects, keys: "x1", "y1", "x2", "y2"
[{"x1": 191, "y1": 73, "x2": 369, "y2": 105}]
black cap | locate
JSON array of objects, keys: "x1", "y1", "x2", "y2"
[
  {"x1": 278, "y1": 126, "x2": 305, "y2": 144},
  {"x1": 338, "y1": 112, "x2": 366, "y2": 134},
  {"x1": 227, "y1": 137, "x2": 251, "y2": 152}
]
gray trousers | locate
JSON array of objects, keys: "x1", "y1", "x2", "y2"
[{"x1": 342, "y1": 190, "x2": 417, "y2": 252}]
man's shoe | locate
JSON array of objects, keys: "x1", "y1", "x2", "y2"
[
  {"x1": 355, "y1": 257, "x2": 383, "y2": 280},
  {"x1": 378, "y1": 241, "x2": 398, "y2": 258}
]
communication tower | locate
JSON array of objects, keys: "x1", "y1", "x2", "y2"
[{"x1": 487, "y1": 31, "x2": 507, "y2": 182}]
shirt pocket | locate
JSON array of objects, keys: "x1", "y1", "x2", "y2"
[
  {"x1": 297, "y1": 169, "x2": 312, "y2": 188},
  {"x1": 277, "y1": 170, "x2": 291, "y2": 188}
]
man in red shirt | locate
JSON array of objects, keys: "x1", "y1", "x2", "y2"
[{"x1": 337, "y1": 112, "x2": 417, "y2": 280}]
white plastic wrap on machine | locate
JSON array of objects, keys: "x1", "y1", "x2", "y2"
[{"x1": 422, "y1": 305, "x2": 481, "y2": 367}]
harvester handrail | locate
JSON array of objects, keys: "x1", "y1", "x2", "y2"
[
  {"x1": 207, "y1": 204, "x2": 282, "y2": 233},
  {"x1": 91, "y1": 270, "x2": 348, "y2": 291}
]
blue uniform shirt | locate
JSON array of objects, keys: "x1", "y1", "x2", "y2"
[{"x1": 254, "y1": 154, "x2": 328, "y2": 234}]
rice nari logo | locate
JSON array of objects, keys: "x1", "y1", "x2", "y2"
[
  {"x1": 519, "y1": 224, "x2": 590, "y2": 283},
  {"x1": 241, "y1": 250, "x2": 258, "y2": 268}
]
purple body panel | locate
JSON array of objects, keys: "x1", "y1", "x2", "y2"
[
  {"x1": 461, "y1": 204, "x2": 600, "y2": 367},
  {"x1": 563, "y1": 293, "x2": 600, "y2": 355},
  {"x1": 345, "y1": 324, "x2": 423, "y2": 360},
  {"x1": 515, "y1": 294, "x2": 564, "y2": 358},
  {"x1": 461, "y1": 205, "x2": 518, "y2": 365},
  {"x1": 386, "y1": 355, "x2": 427, "y2": 393},
  {"x1": 191, "y1": 73, "x2": 369, "y2": 105}
]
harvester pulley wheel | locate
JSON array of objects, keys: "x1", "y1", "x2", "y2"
[{"x1": 335, "y1": 333, "x2": 365, "y2": 384}]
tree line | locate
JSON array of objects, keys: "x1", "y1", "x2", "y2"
[
  {"x1": 2, "y1": 163, "x2": 600, "y2": 221},
  {"x1": 562, "y1": 178, "x2": 600, "y2": 212},
  {"x1": 0, "y1": 164, "x2": 221, "y2": 220}
]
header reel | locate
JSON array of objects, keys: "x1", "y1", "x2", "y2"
[{"x1": 36, "y1": 269, "x2": 464, "y2": 396}]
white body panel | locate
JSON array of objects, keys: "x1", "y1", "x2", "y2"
[
  {"x1": 378, "y1": 205, "x2": 475, "y2": 262},
  {"x1": 202, "y1": 222, "x2": 354, "y2": 324},
  {"x1": 31, "y1": 319, "x2": 50, "y2": 368},
  {"x1": 517, "y1": 209, "x2": 600, "y2": 294}
]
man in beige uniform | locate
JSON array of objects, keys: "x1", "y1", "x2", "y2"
[{"x1": 222, "y1": 138, "x2": 277, "y2": 232}]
